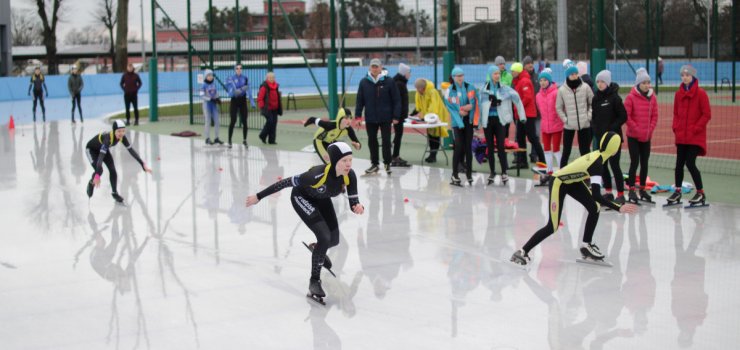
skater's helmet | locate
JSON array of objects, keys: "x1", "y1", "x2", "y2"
[
  {"x1": 112, "y1": 119, "x2": 126, "y2": 131},
  {"x1": 599, "y1": 132, "x2": 621, "y2": 161},
  {"x1": 424, "y1": 113, "x2": 439, "y2": 124},
  {"x1": 311, "y1": 142, "x2": 352, "y2": 189}
]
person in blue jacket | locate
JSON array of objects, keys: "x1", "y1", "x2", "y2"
[
  {"x1": 200, "y1": 69, "x2": 223, "y2": 145},
  {"x1": 226, "y1": 64, "x2": 257, "y2": 148},
  {"x1": 355, "y1": 59, "x2": 401, "y2": 175},
  {"x1": 443, "y1": 67, "x2": 480, "y2": 186},
  {"x1": 28, "y1": 67, "x2": 48, "y2": 122}
]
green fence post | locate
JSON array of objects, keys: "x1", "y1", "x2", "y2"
[
  {"x1": 187, "y1": 0, "x2": 193, "y2": 124},
  {"x1": 149, "y1": 58, "x2": 159, "y2": 122}
]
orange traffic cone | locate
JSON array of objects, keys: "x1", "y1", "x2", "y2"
[{"x1": 8, "y1": 115, "x2": 15, "y2": 130}]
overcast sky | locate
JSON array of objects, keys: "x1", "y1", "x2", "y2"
[{"x1": 13, "y1": 0, "x2": 430, "y2": 44}]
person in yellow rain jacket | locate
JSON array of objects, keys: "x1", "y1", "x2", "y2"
[{"x1": 410, "y1": 78, "x2": 450, "y2": 163}]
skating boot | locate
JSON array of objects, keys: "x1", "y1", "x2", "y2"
[
  {"x1": 577, "y1": 243, "x2": 612, "y2": 267},
  {"x1": 664, "y1": 191, "x2": 682, "y2": 208},
  {"x1": 639, "y1": 188, "x2": 655, "y2": 204},
  {"x1": 392, "y1": 157, "x2": 410, "y2": 167},
  {"x1": 302, "y1": 242, "x2": 335, "y2": 277},
  {"x1": 384, "y1": 163, "x2": 392, "y2": 175},
  {"x1": 227, "y1": 143, "x2": 233, "y2": 149},
  {"x1": 205, "y1": 138, "x2": 213, "y2": 145},
  {"x1": 112, "y1": 193, "x2": 125, "y2": 205},
  {"x1": 487, "y1": 174, "x2": 496, "y2": 186},
  {"x1": 510, "y1": 249, "x2": 531, "y2": 267},
  {"x1": 365, "y1": 164, "x2": 379, "y2": 175},
  {"x1": 307, "y1": 278, "x2": 326, "y2": 305},
  {"x1": 467, "y1": 175, "x2": 473, "y2": 187},
  {"x1": 603, "y1": 193, "x2": 615, "y2": 202},
  {"x1": 686, "y1": 191, "x2": 709, "y2": 209},
  {"x1": 536, "y1": 173, "x2": 551, "y2": 187},
  {"x1": 450, "y1": 175, "x2": 462, "y2": 187},
  {"x1": 424, "y1": 154, "x2": 437, "y2": 163},
  {"x1": 615, "y1": 195, "x2": 626, "y2": 206},
  {"x1": 628, "y1": 188, "x2": 639, "y2": 204},
  {"x1": 303, "y1": 117, "x2": 317, "y2": 127},
  {"x1": 501, "y1": 173, "x2": 509, "y2": 185},
  {"x1": 86, "y1": 181, "x2": 95, "y2": 198},
  {"x1": 213, "y1": 138, "x2": 224, "y2": 145},
  {"x1": 242, "y1": 140, "x2": 248, "y2": 148}
]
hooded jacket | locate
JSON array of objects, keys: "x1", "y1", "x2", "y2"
[
  {"x1": 413, "y1": 79, "x2": 450, "y2": 138},
  {"x1": 673, "y1": 78, "x2": 711, "y2": 156},
  {"x1": 480, "y1": 66, "x2": 526, "y2": 128},
  {"x1": 120, "y1": 71, "x2": 142, "y2": 95},
  {"x1": 556, "y1": 78, "x2": 593, "y2": 130},
  {"x1": 68, "y1": 73, "x2": 84, "y2": 95},
  {"x1": 443, "y1": 79, "x2": 480, "y2": 128},
  {"x1": 624, "y1": 86, "x2": 659, "y2": 142},
  {"x1": 512, "y1": 69, "x2": 537, "y2": 118},
  {"x1": 393, "y1": 73, "x2": 410, "y2": 120},
  {"x1": 536, "y1": 81, "x2": 563, "y2": 134},
  {"x1": 591, "y1": 82, "x2": 627, "y2": 141},
  {"x1": 355, "y1": 71, "x2": 401, "y2": 124},
  {"x1": 258, "y1": 80, "x2": 282, "y2": 113}
]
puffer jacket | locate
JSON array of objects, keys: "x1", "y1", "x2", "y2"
[
  {"x1": 624, "y1": 86, "x2": 659, "y2": 142},
  {"x1": 591, "y1": 82, "x2": 627, "y2": 141},
  {"x1": 673, "y1": 78, "x2": 711, "y2": 156},
  {"x1": 512, "y1": 70, "x2": 537, "y2": 119},
  {"x1": 536, "y1": 82, "x2": 563, "y2": 134},
  {"x1": 556, "y1": 79, "x2": 593, "y2": 130}
]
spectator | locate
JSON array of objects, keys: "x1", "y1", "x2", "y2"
[
  {"x1": 391, "y1": 63, "x2": 411, "y2": 167},
  {"x1": 494, "y1": 56, "x2": 513, "y2": 87},
  {"x1": 226, "y1": 64, "x2": 257, "y2": 148},
  {"x1": 443, "y1": 67, "x2": 479, "y2": 186},
  {"x1": 577, "y1": 61, "x2": 594, "y2": 89},
  {"x1": 556, "y1": 63, "x2": 594, "y2": 168},
  {"x1": 68, "y1": 66, "x2": 84, "y2": 123},
  {"x1": 200, "y1": 69, "x2": 223, "y2": 145},
  {"x1": 511, "y1": 62, "x2": 545, "y2": 167},
  {"x1": 535, "y1": 71, "x2": 563, "y2": 175},
  {"x1": 657, "y1": 57, "x2": 664, "y2": 85},
  {"x1": 28, "y1": 67, "x2": 48, "y2": 122},
  {"x1": 624, "y1": 68, "x2": 659, "y2": 203},
  {"x1": 411, "y1": 78, "x2": 450, "y2": 163},
  {"x1": 258, "y1": 72, "x2": 282, "y2": 145},
  {"x1": 355, "y1": 59, "x2": 401, "y2": 175},
  {"x1": 591, "y1": 70, "x2": 627, "y2": 204},
  {"x1": 120, "y1": 63, "x2": 142, "y2": 125},
  {"x1": 524, "y1": 55, "x2": 542, "y2": 163}
]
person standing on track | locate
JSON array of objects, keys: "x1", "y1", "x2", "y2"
[
  {"x1": 120, "y1": 63, "x2": 142, "y2": 126},
  {"x1": 68, "y1": 66, "x2": 84, "y2": 123},
  {"x1": 591, "y1": 70, "x2": 627, "y2": 204},
  {"x1": 226, "y1": 64, "x2": 257, "y2": 148},
  {"x1": 624, "y1": 68, "x2": 659, "y2": 203},
  {"x1": 28, "y1": 67, "x2": 48, "y2": 122},
  {"x1": 557, "y1": 62, "x2": 594, "y2": 168}
]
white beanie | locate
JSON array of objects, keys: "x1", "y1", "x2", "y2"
[
  {"x1": 398, "y1": 63, "x2": 411, "y2": 76},
  {"x1": 635, "y1": 68, "x2": 650, "y2": 85},
  {"x1": 595, "y1": 70, "x2": 612, "y2": 86},
  {"x1": 562, "y1": 59, "x2": 572, "y2": 68},
  {"x1": 576, "y1": 61, "x2": 588, "y2": 76}
]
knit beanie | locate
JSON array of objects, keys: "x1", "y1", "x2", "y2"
[
  {"x1": 510, "y1": 62, "x2": 524, "y2": 73},
  {"x1": 679, "y1": 65, "x2": 697, "y2": 77},
  {"x1": 398, "y1": 63, "x2": 411, "y2": 76},
  {"x1": 564, "y1": 64, "x2": 579, "y2": 78},
  {"x1": 451, "y1": 67, "x2": 464, "y2": 76},
  {"x1": 635, "y1": 68, "x2": 650, "y2": 85},
  {"x1": 494, "y1": 56, "x2": 506, "y2": 66},
  {"x1": 562, "y1": 59, "x2": 573, "y2": 68},
  {"x1": 577, "y1": 61, "x2": 588, "y2": 76},
  {"x1": 204, "y1": 69, "x2": 213, "y2": 77},
  {"x1": 522, "y1": 56, "x2": 533, "y2": 65},
  {"x1": 538, "y1": 71, "x2": 553, "y2": 84},
  {"x1": 595, "y1": 70, "x2": 612, "y2": 86}
]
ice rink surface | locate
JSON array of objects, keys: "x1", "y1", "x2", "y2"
[{"x1": 1, "y1": 120, "x2": 739, "y2": 350}]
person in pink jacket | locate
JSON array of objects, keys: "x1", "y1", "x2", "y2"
[
  {"x1": 624, "y1": 68, "x2": 658, "y2": 203},
  {"x1": 535, "y1": 71, "x2": 563, "y2": 174}
]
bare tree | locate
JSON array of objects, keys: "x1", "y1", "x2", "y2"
[
  {"x1": 305, "y1": 1, "x2": 330, "y2": 63},
  {"x1": 33, "y1": 0, "x2": 65, "y2": 74},
  {"x1": 114, "y1": 0, "x2": 129, "y2": 72},
  {"x1": 65, "y1": 26, "x2": 108, "y2": 45},
  {"x1": 93, "y1": 0, "x2": 117, "y2": 70},
  {"x1": 11, "y1": 7, "x2": 43, "y2": 46}
]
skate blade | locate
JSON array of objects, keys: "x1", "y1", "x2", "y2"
[
  {"x1": 662, "y1": 202, "x2": 683, "y2": 208},
  {"x1": 684, "y1": 203, "x2": 709, "y2": 209},
  {"x1": 639, "y1": 199, "x2": 656, "y2": 205},
  {"x1": 450, "y1": 182, "x2": 463, "y2": 187},
  {"x1": 307, "y1": 294, "x2": 326, "y2": 305},
  {"x1": 576, "y1": 258, "x2": 613, "y2": 267}
]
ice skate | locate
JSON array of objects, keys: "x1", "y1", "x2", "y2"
[
  {"x1": 510, "y1": 249, "x2": 531, "y2": 268},
  {"x1": 111, "y1": 193, "x2": 126, "y2": 206},
  {"x1": 227, "y1": 143, "x2": 233, "y2": 149},
  {"x1": 501, "y1": 173, "x2": 509, "y2": 185},
  {"x1": 424, "y1": 154, "x2": 437, "y2": 163},
  {"x1": 467, "y1": 177, "x2": 473, "y2": 187},
  {"x1": 615, "y1": 195, "x2": 626, "y2": 206},
  {"x1": 86, "y1": 181, "x2": 94, "y2": 198},
  {"x1": 307, "y1": 278, "x2": 326, "y2": 305},
  {"x1": 384, "y1": 163, "x2": 392, "y2": 175},
  {"x1": 450, "y1": 175, "x2": 462, "y2": 187},
  {"x1": 302, "y1": 241, "x2": 336, "y2": 277},
  {"x1": 205, "y1": 138, "x2": 213, "y2": 146},
  {"x1": 663, "y1": 191, "x2": 682, "y2": 208},
  {"x1": 628, "y1": 188, "x2": 641, "y2": 204},
  {"x1": 242, "y1": 140, "x2": 248, "y2": 148},
  {"x1": 391, "y1": 157, "x2": 410, "y2": 167},
  {"x1": 685, "y1": 192, "x2": 709, "y2": 209},
  {"x1": 639, "y1": 188, "x2": 655, "y2": 204},
  {"x1": 577, "y1": 243, "x2": 612, "y2": 267},
  {"x1": 213, "y1": 138, "x2": 224, "y2": 145},
  {"x1": 364, "y1": 164, "x2": 379, "y2": 175},
  {"x1": 487, "y1": 175, "x2": 496, "y2": 186}
]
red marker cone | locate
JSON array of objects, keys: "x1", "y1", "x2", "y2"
[{"x1": 8, "y1": 115, "x2": 15, "y2": 130}]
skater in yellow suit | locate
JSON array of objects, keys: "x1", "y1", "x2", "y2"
[
  {"x1": 510, "y1": 132, "x2": 638, "y2": 267},
  {"x1": 304, "y1": 108, "x2": 362, "y2": 164}
]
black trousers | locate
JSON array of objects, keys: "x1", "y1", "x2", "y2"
[
  {"x1": 561, "y1": 128, "x2": 593, "y2": 168},
  {"x1": 523, "y1": 179, "x2": 600, "y2": 253},
  {"x1": 87, "y1": 149, "x2": 118, "y2": 194},
  {"x1": 32, "y1": 90, "x2": 46, "y2": 118},
  {"x1": 228, "y1": 96, "x2": 248, "y2": 143},
  {"x1": 392, "y1": 120, "x2": 405, "y2": 158},
  {"x1": 71, "y1": 93, "x2": 83, "y2": 121},
  {"x1": 602, "y1": 147, "x2": 625, "y2": 192},
  {"x1": 516, "y1": 118, "x2": 545, "y2": 163},
  {"x1": 452, "y1": 123, "x2": 474, "y2": 178},
  {"x1": 484, "y1": 117, "x2": 508, "y2": 175},
  {"x1": 366, "y1": 122, "x2": 392, "y2": 166},
  {"x1": 427, "y1": 136, "x2": 441, "y2": 158},
  {"x1": 260, "y1": 110, "x2": 279, "y2": 143},
  {"x1": 627, "y1": 137, "x2": 651, "y2": 189},
  {"x1": 124, "y1": 93, "x2": 139, "y2": 124},
  {"x1": 290, "y1": 188, "x2": 339, "y2": 280},
  {"x1": 675, "y1": 144, "x2": 703, "y2": 191}
]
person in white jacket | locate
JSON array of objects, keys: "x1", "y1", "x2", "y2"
[{"x1": 556, "y1": 63, "x2": 593, "y2": 168}]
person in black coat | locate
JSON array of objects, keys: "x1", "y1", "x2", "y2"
[
  {"x1": 391, "y1": 63, "x2": 411, "y2": 167},
  {"x1": 355, "y1": 59, "x2": 401, "y2": 175},
  {"x1": 592, "y1": 70, "x2": 628, "y2": 204}
]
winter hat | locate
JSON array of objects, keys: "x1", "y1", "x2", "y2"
[
  {"x1": 635, "y1": 68, "x2": 650, "y2": 85},
  {"x1": 679, "y1": 65, "x2": 697, "y2": 77},
  {"x1": 510, "y1": 62, "x2": 524, "y2": 73},
  {"x1": 451, "y1": 67, "x2": 464, "y2": 76},
  {"x1": 369, "y1": 58, "x2": 382, "y2": 67},
  {"x1": 564, "y1": 64, "x2": 579, "y2": 78},
  {"x1": 542, "y1": 67, "x2": 553, "y2": 74},
  {"x1": 487, "y1": 65, "x2": 500, "y2": 82},
  {"x1": 595, "y1": 70, "x2": 612, "y2": 86},
  {"x1": 562, "y1": 59, "x2": 573, "y2": 68},
  {"x1": 522, "y1": 56, "x2": 534, "y2": 65},
  {"x1": 538, "y1": 71, "x2": 553, "y2": 84},
  {"x1": 204, "y1": 69, "x2": 213, "y2": 77},
  {"x1": 576, "y1": 61, "x2": 588, "y2": 76},
  {"x1": 112, "y1": 119, "x2": 126, "y2": 131},
  {"x1": 328, "y1": 142, "x2": 353, "y2": 169},
  {"x1": 494, "y1": 56, "x2": 506, "y2": 66},
  {"x1": 398, "y1": 63, "x2": 411, "y2": 76}
]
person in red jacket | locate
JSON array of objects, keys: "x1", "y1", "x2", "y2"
[
  {"x1": 624, "y1": 68, "x2": 659, "y2": 203},
  {"x1": 257, "y1": 72, "x2": 282, "y2": 144},
  {"x1": 511, "y1": 62, "x2": 545, "y2": 167},
  {"x1": 667, "y1": 65, "x2": 711, "y2": 206}
]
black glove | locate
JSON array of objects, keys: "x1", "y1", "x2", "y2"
[
  {"x1": 304, "y1": 117, "x2": 317, "y2": 127},
  {"x1": 489, "y1": 94, "x2": 501, "y2": 106}
]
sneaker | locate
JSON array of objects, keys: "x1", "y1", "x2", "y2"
[
  {"x1": 384, "y1": 163, "x2": 392, "y2": 175},
  {"x1": 365, "y1": 164, "x2": 379, "y2": 174},
  {"x1": 580, "y1": 243, "x2": 604, "y2": 259},
  {"x1": 510, "y1": 249, "x2": 531, "y2": 266},
  {"x1": 424, "y1": 155, "x2": 437, "y2": 163},
  {"x1": 111, "y1": 193, "x2": 124, "y2": 203},
  {"x1": 214, "y1": 138, "x2": 224, "y2": 145}
]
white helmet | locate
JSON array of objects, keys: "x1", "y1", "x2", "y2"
[{"x1": 424, "y1": 113, "x2": 439, "y2": 124}]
